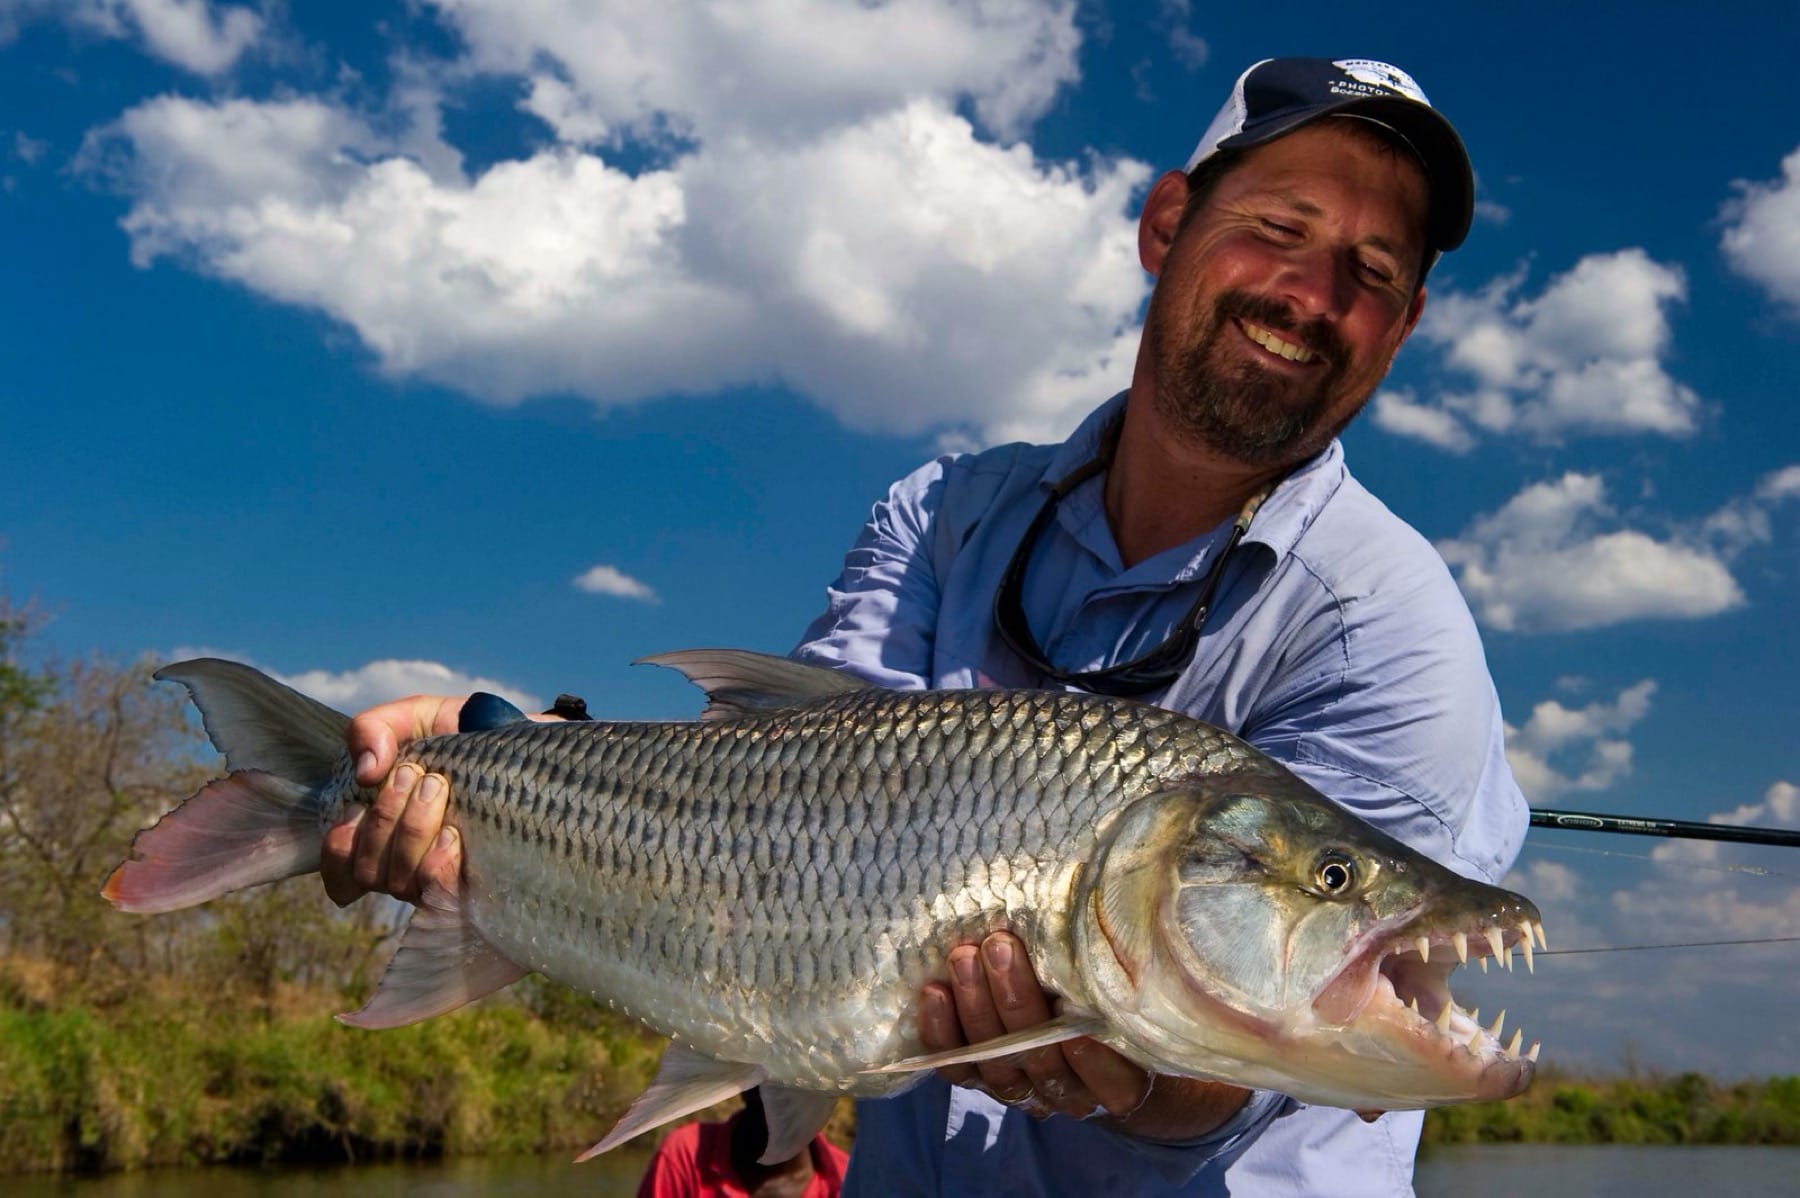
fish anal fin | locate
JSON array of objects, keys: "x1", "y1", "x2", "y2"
[
  {"x1": 860, "y1": 1012, "x2": 1109, "y2": 1076},
  {"x1": 335, "y1": 875, "x2": 526, "y2": 1030},
  {"x1": 635, "y1": 649, "x2": 870, "y2": 721},
  {"x1": 575, "y1": 1046, "x2": 765, "y2": 1162},
  {"x1": 757, "y1": 1085, "x2": 840, "y2": 1166}
]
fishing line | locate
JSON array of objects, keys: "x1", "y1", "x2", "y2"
[
  {"x1": 1518, "y1": 839, "x2": 1800, "y2": 882},
  {"x1": 1541, "y1": 935, "x2": 1800, "y2": 957}
]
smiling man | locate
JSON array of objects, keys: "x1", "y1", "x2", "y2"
[{"x1": 326, "y1": 58, "x2": 1527, "y2": 1197}]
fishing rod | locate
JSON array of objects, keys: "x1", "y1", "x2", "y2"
[{"x1": 1529, "y1": 807, "x2": 1800, "y2": 849}]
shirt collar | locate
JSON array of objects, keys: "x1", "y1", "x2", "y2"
[{"x1": 1037, "y1": 390, "x2": 1350, "y2": 577}]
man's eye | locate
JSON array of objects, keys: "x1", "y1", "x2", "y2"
[
  {"x1": 1357, "y1": 260, "x2": 1395, "y2": 285},
  {"x1": 1259, "y1": 220, "x2": 1300, "y2": 238}
]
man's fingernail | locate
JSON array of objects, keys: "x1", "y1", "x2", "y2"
[
  {"x1": 435, "y1": 827, "x2": 458, "y2": 852},
  {"x1": 951, "y1": 951, "x2": 979, "y2": 987},
  {"x1": 984, "y1": 937, "x2": 1013, "y2": 971},
  {"x1": 336, "y1": 806, "x2": 366, "y2": 831},
  {"x1": 394, "y1": 763, "x2": 420, "y2": 791},
  {"x1": 420, "y1": 774, "x2": 446, "y2": 805},
  {"x1": 355, "y1": 751, "x2": 377, "y2": 780}
]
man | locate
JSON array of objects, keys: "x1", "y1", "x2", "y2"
[
  {"x1": 636, "y1": 1087, "x2": 848, "y2": 1198},
  {"x1": 325, "y1": 58, "x2": 1528, "y2": 1195}
]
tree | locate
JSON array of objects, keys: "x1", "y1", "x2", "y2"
[{"x1": 0, "y1": 595, "x2": 398, "y2": 1003}]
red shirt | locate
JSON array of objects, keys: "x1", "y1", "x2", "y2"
[{"x1": 635, "y1": 1118, "x2": 849, "y2": 1198}]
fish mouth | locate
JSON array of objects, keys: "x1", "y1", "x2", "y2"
[{"x1": 1312, "y1": 909, "x2": 1548, "y2": 1099}]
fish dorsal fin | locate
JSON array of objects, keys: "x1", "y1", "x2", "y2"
[
  {"x1": 756, "y1": 1085, "x2": 841, "y2": 1166},
  {"x1": 574, "y1": 1046, "x2": 766, "y2": 1161},
  {"x1": 859, "y1": 1010, "x2": 1108, "y2": 1077},
  {"x1": 459, "y1": 692, "x2": 530, "y2": 732},
  {"x1": 154, "y1": 659, "x2": 348, "y2": 786},
  {"x1": 636, "y1": 649, "x2": 871, "y2": 722}
]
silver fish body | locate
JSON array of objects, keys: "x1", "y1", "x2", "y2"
[
  {"x1": 408, "y1": 685, "x2": 1261, "y2": 1094},
  {"x1": 107, "y1": 650, "x2": 1545, "y2": 1160}
]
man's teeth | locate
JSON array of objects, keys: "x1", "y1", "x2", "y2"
[{"x1": 1242, "y1": 321, "x2": 1317, "y2": 363}]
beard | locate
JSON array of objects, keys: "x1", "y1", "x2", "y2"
[{"x1": 1147, "y1": 287, "x2": 1367, "y2": 468}]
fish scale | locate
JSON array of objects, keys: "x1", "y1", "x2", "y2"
[{"x1": 393, "y1": 686, "x2": 1241, "y2": 1090}]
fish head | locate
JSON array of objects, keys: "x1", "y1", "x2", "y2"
[{"x1": 1077, "y1": 773, "x2": 1542, "y2": 1110}]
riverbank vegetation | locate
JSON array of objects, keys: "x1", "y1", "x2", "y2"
[
  {"x1": 0, "y1": 600, "x2": 683, "y2": 1173},
  {"x1": 1420, "y1": 1068, "x2": 1800, "y2": 1148},
  {"x1": 0, "y1": 596, "x2": 1794, "y2": 1174}
]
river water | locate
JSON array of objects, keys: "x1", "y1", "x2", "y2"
[{"x1": 11, "y1": 1144, "x2": 1799, "y2": 1195}]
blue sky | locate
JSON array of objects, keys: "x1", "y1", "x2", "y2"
[{"x1": 4, "y1": 2, "x2": 1798, "y2": 1078}]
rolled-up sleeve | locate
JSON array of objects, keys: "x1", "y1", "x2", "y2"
[{"x1": 792, "y1": 456, "x2": 952, "y2": 689}]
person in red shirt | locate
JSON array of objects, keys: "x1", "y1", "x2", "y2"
[{"x1": 635, "y1": 1087, "x2": 848, "y2": 1198}]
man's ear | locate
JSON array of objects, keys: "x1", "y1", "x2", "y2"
[
  {"x1": 1402, "y1": 285, "x2": 1427, "y2": 342},
  {"x1": 1387, "y1": 286, "x2": 1428, "y2": 372},
  {"x1": 1139, "y1": 169, "x2": 1193, "y2": 277}
]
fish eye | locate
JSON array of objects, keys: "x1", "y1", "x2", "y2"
[{"x1": 1314, "y1": 853, "x2": 1357, "y2": 895}]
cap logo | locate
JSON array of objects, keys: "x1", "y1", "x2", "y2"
[{"x1": 1330, "y1": 59, "x2": 1430, "y2": 105}]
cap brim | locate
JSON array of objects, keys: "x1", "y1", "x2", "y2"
[{"x1": 1221, "y1": 96, "x2": 1474, "y2": 252}]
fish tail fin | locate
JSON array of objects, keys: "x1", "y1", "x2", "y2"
[{"x1": 103, "y1": 659, "x2": 349, "y2": 914}]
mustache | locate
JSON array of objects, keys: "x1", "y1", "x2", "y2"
[{"x1": 1213, "y1": 290, "x2": 1347, "y2": 366}]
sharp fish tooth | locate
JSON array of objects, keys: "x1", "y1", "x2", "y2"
[
  {"x1": 1520, "y1": 931, "x2": 1535, "y2": 974},
  {"x1": 1415, "y1": 936, "x2": 1431, "y2": 964},
  {"x1": 1504, "y1": 946, "x2": 1514, "y2": 971},
  {"x1": 1408, "y1": 996, "x2": 1420, "y2": 1015},
  {"x1": 1527, "y1": 1041, "x2": 1542, "y2": 1063},
  {"x1": 1469, "y1": 1008, "x2": 1480, "y2": 1028},
  {"x1": 1489, "y1": 1010, "x2": 1506, "y2": 1039},
  {"x1": 1466, "y1": 1026, "x2": 1483, "y2": 1052},
  {"x1": 1436, "y1": 1004, "x2": 1454, "y2": 1033},
  {"x1": 1534, "y1": 921, "x2": 1549, "y2": 951},
  {"x1": 1485, "y1": 926, "x2": 1505, "y2": 960},
  {"x1": 1453, "y1": 931, "x2": 1469, "y2": 964},
  {"x1": 1479, "y1": 957, "x2": 1489, "y2": 974},
  {"x1": 1506, "y1": 1029, "x2": 1523, "y2": 1059}
]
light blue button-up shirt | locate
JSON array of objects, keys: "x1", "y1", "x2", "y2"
[{"x1": 793, "y1": 392, "x2": 1528, "y2": 1196}]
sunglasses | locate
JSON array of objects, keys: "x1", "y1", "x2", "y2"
[{"x1": 991, "y1": 431, "x2": 1274, "y2": 698}]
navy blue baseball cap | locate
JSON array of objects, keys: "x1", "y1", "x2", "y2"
[{"x1": 1185, "y1": 58, "x2": 1475, "y2": 254}]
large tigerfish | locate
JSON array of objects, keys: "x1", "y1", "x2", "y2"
[{"x1": 105, "y1": 650, "x2": 1544, "y2": 1161}]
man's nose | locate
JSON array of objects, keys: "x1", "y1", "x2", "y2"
[{"x1": 1272, "y1": 246, "x2": 1352, "y2": 323}]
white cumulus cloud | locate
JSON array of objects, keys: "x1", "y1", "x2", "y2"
[
  {"x1": 1376, "y1": 250, "x2": 1702, "y2": 449},
  {"x1": 274, "y1": 659, "x2": 543, "y2": 716},
  {"x1": 0, "y1": 0, "x2": 263, "y2": 75},
  {"x1": 88, "y1": 82, "x2": 1149, "y2": 446},
  {"x1": 440, "y1": 0, "x2": 1082, "y2": 145},
  {"x1": 573, "y1": 563, "x2": 658, "y2": 603},
  {"x1": 1505, "y1": 679, "x2": 1656, "y2": 802},
  {"x1": 1369, "y1": 386, "x2": 1475, "y2": 453},
  {"x1": 1437, "y1": 473, "x2": 1743, "y2": 633},
  {"x1": 1720, "y1": 144, "x2": 1800, "y2": 313}
]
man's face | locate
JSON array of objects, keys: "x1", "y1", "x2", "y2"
[{"x1": 1141, "y1": 121, "x2": 1430, "y2": 468}]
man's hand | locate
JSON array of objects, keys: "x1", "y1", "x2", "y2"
[
  {"x1": 921, "y1": 931, "x2": 1252, "y2": 1141},
  {"x1": 320, "y1": 694, "x2": 467, "y2": 906}
]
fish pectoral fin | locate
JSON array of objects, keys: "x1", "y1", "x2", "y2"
[
  {"x1": 860, "y1": 1011, "x2": 1111, "y2": 1076},
  {"x1": 335, "y1": 876, "x2": 527, "y2": 1030},
  {"x1": 575, "y1": 1046, "x2": 766, "y2": 1162},
  {"x1": 757, "y1": 1085, "x2": 840, "y2": 1166}
]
